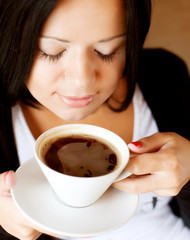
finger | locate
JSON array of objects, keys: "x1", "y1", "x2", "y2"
[
  {"x1": 153, "y1": 181, "x2": 186, "y2": 196},
  {"x1": 128, "y1": 132, "x2": 174, "y2": 154},
  {"x1": 112, "y1": 174, "x2": 155, "y2": 194},
  {"x1": 126, "y1": 149, "x2": 176, "y2": 175},
  {"x1": 112, "y1": 172, "x2": 179, "y2": 194},
  {"x1": 4, "y1": 223, "x2": 42, "y2": 240},
  {"x1": 0, "y1": 171, "x2": 17, "y2": 196}
]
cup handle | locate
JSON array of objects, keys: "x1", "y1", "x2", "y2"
[{"x1": 114, "y1": 153, "x2": 137, "y2": 182}]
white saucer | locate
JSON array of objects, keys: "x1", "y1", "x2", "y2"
[{"x1": 11, "y1": 158, "x2": 138, "y2": 238}]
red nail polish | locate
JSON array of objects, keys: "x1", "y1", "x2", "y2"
[
  {"x1": 4, "y1": 171, "x2": 9, "y2": 181},
  {"x1": 130, "y1": 141, "x2": 142, "y2": 147}
]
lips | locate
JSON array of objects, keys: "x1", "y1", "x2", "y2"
[{"x1": 58, "y1": 94, "x2": 94, "y2": 108}]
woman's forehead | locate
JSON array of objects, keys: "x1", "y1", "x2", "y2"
[{"x1": 40, "y1": 0, "x2": 126, "y2": 43}]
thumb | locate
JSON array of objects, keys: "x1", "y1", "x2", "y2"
[
  {"x1": 128, "y1": 132, "x2": 171, "y2": 154},
  {"x1": 0, "y1": 171, "x2": 17, "y2": 196}
]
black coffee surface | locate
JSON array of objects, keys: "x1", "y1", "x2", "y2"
[{"x1": 44, "y1": 137, "x2": 117, "y2": 177}]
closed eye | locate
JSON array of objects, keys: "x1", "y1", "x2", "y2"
[
  {"x1": 95, "y1": 50, "x2": 115, "y2": 63},
  {"x1": 38, "y1": 50, "x2": 65, "y2": 63}
]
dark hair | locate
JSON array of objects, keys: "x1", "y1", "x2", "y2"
[
  {"x1": 0, "y1": 0, "x2": 151, "y2": 110},
  {"x1": 119, "y1": 0, "x2": 151, "y2": 111},
  {"x1": 0, "y1": 0, "x2": 58, "y2": 106}
]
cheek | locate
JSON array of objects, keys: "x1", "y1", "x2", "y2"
[
  {"x1": 118, "y1": 52, "x2": 126, "y2": 74},
  {"x1": 106, "y1": 59, "x2": 126, "y2": 95},
  {"x1": 26, "y1": 59, "x2": 58, "y2": 93},
  {"x1": 106, "y1": 59, "x2": 125, "y2": 87},
  {"x1": 106, "y1": 51, "x2": 126, "y2": 83}
]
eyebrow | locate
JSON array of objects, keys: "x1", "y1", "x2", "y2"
[
  {"x1": 39, "y1": 33, "x2": 126, "y2": 43},
  {"x1": 98, "y1": 33, "x2": 126, "y2": 43},
  {"x1": 40, "y1": 35, "x2": 69, "y2": 43}
]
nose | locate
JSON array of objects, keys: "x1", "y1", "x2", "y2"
[{"x1": 64, "y1": 49, "x2": 96, "y2": 88}]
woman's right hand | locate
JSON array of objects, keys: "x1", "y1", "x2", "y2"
[{"x1": 0, "y1": 170, "x2": 42, "y2": 240}]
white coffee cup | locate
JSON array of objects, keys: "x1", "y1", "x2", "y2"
[{"x1": 34, "y1": 124, "x2": 131, "y2": 208}]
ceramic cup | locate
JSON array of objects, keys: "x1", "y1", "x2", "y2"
[{"x1": 34, "y1": 124, "x2": 131, "y2": 207}]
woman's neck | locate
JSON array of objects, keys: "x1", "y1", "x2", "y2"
[{"x1": 20, "y1": 99, "x2": 134, "y2": 144}]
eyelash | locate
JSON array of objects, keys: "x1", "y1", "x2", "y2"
[
  {"x1": 39, "y1": 50, "x2": 65, "y2": 62},
  {"x1": 95, "y1": 50, "x2": 115, "y2": 63},
  {"x1": 39, "y1": 50, "x2": 115, "y2": 63}
]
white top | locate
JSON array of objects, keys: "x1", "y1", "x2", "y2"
[{"x1": 12, "y1": 85, "x2": 190, "y2": 240}]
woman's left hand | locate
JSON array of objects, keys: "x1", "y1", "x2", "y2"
[{"x1": 112, "y1": 132, "x2": 190, "y2": 196}]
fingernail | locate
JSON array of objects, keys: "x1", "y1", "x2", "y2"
[
  {"x1": 129, "y1": 141, "x2": 142, "y2": 147},
  {"x1": 4, "y1": 171, "x2": 9, "y2": 182}
]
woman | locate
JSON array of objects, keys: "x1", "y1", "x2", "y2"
[{"x1": 0, "y1": 0, "x2": 190, "y2": 239}]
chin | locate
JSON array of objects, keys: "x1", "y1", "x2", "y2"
[
  {"x1": 58, "y1": 111, "x2": 91, "y2": 122},
  {"x1": 54, "y1": 104, "x2": 99, "y2": 122}
]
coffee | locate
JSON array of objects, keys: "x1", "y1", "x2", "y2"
[
  {"x1": 35, "y1": 124, "x2": 130, "y2": 207},
  {"x1": 41, "y1": 136, "x2": 117, "y2": 177}
]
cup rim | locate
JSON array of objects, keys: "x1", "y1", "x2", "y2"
[{"x1": 34, "y1": 124, "x2": 129, "y2": 179}]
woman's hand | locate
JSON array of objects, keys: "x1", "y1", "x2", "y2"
[
  {"x1": 0, "y1": 170, "x2": 42, "y2": 240},
  {"x1": 112, "y1": 132, "x2": 190, "y2": 196}
]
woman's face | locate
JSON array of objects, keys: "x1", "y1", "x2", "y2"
[{"x1": 27, "y1": 0, "x2": 126, "y2": 121}]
